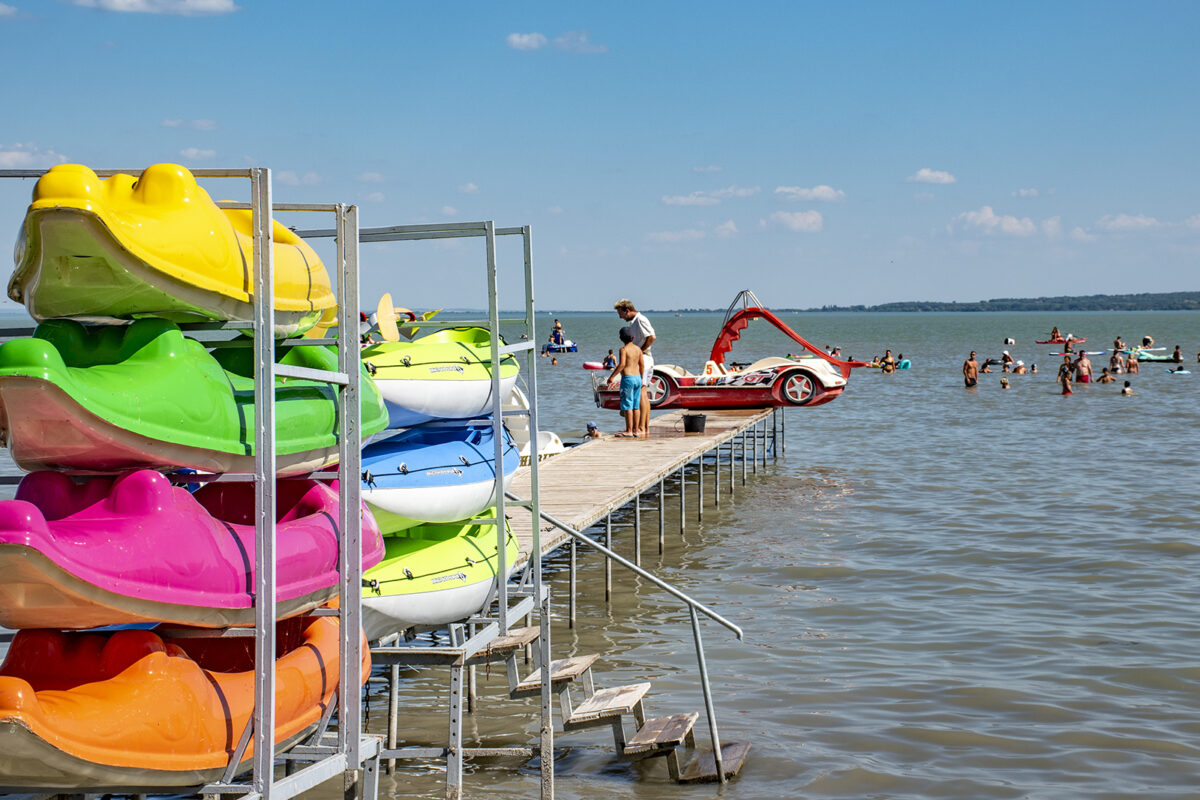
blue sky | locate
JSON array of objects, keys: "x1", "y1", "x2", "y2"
[{"x1": 1, "y1": 0, "x2": 1197, "y2": 311}]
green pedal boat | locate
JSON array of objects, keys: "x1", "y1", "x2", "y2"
[
  {"x1": 361, "y1": 513, "x2": 520, "y2": 641},
  {"x1": 0, "y1": 318, "x2": 388, "y2": 475}
]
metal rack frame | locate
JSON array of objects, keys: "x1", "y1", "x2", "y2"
[
  {"x1": 0, "y1": 167, "x2": 380, "y2": 800},
  {"x1": 293, "y1": 220, "x2": 552, "y2": 800}
]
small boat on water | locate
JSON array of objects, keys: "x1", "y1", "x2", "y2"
[
  {"x1": 362, "y1": 327, "x2": 520, "y2": 428},
  {"x1": 541, "y1": 339, "x2": 578, "y2": 354},
  {"x1": 0, "y1": 614, "x2": 365, "y2": 790},
  {"x1": 0, "y1": 470, "x2": 383, "y2": 630},
  {"x1": 9, "y1": 163, "x2": 336, "y2": 337},
  {"x1": 595, "y1": 290, "x2": 864, "y2": 411},
  {"x1": 502, "y1": 386, "x2": 566, "y2": 465},
  {"x1": 361, "y1": 514, "x2": 519, "y2": 641},
  {"x1": 0, "y1": 317, "x2": 388, "y2": 475},
  {"x1": 362, "y1": 422, "x2": 519, "y2": 533},
  {"x1": 1035, "y1": 337, "x2": 1087, "y2": 345}
]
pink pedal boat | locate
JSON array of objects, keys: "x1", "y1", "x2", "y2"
[{"x1": 0, "y1": 470, "x2": 384, "y2": 630}]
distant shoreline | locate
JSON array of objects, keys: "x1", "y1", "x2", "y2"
[{"x1": 650, "y1": 291, "x2": 1200, "y2": 314}]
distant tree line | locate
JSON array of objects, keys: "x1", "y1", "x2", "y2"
[{"x1": 783, "y1": 292, "x2": 1200, "y2": 313}]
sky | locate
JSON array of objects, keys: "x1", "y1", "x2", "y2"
[{"x1": 1, "y1": 0, "x2": 1197, "y2": 312}]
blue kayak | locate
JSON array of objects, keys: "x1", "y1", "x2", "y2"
[{"x1": 361, "y1": 422, "x2": 518, "y2": 533}]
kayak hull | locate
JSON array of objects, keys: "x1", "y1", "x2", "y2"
[
  {"x1": 0, "y1": 616, "x2": 366, "y2": 790},
  {"x1": 376, "y1": 375, "x2": 519, "y2": 428},
  {"x1": 0, "y1": 471, "x2": 383, "y2": 629}
]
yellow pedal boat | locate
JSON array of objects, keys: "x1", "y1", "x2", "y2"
[{"x1": 10, "y1": 163, "x2": 336, "y2": 337}]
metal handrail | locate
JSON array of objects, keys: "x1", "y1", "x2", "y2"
[{"x1": 509, "y1": 494, "x2": 743, "y2": 639}]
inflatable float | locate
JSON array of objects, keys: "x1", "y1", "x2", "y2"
[
  {"x1": 362, "y1": 422, "x2": 519, "y2": 533},
  {"x1": 0, "y1": 614, "x2": 366, "y2": 790},
  {"x1": 361, "y1": 513, "x2": 520, "y2": 641},
  {"x1": 0, "y1": 470, "x2": 383, "y2": 630},
  {"x1": 0, "y1": 317, "x2": 388, "y2": 475},
  {"x1": 362, "y1": 327, "x2": 520, "y2": 428},
  {"x1": 9, "y1": 163, "x2": 336, "y2": 338}
]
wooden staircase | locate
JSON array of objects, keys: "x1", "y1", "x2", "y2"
[{"x1": 473, "y1": 626, "x2": 751, "y2": 783}]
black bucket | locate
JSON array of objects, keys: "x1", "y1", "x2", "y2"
[{"x1": 682, "y1": 413, "x2": 707, "y2": 433}]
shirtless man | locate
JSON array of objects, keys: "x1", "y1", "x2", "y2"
[
  {"x1": 1097, "y1": 367, "x2": 1116, "y2": 384},
  {"x1": 614, "y1": 299, "x2": 656, "y2": 436},
  {"x1": 963, "y1": 351, "x2": 979, "y2": 388},
  {"x1": 1074, "y1": 352, "x2": 1093, "y2": 383}
]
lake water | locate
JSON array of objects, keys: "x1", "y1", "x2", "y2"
[
  {"x1": 364, "y1": 310, "x2": 1200, "y2": 799},
  {"x1": 1, "y1": 310, "x2": 1197, "y2": 798}
]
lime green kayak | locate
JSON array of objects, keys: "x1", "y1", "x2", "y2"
[
  {"x1": 362, "y1": 327, "x2": 520, "y2": 427},
  {"x1": 361, "y1": 513, "x2": 519, "y2": 640},
  {"x1": 0, "y1": 317, "x2": 387, "y2": 474}
]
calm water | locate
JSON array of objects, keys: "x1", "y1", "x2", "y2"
[
  {"x1": 1, "y1": 310, "x2": 1197, "y2": 798},
  {"x1": 364, "y1": 310, "x2": 1200, "y2": 799}
]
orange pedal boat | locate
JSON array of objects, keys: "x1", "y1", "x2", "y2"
[{"x1": 0, "y1": 614, "x2": 367, "y2": 790}]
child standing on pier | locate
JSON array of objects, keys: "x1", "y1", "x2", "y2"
[{"x1": 606, "y1": 326, "x2": 645, "y2": 438}]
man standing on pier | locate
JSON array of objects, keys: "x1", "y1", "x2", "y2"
[{"x1": 614, "y1": 299, "x2": 656, "y2": 437}]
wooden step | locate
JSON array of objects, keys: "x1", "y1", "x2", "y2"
[
  {"x1": 678, "y1": 741, "x2": 751, "y2": 783},
  {"x1": 622, "y1": 712, "x2": 698, "y2": 757},
  {"x1": 511, "y1": 654, "x2": 599, "y2": 698},
  {"x1": 470, "y1": 626, "x2": 539, "y2": 662},
  {"x1": 563, "y1": 682, "x2": 651, "y2": 730}
]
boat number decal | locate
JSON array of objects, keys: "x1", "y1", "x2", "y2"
[
  {"x1": 431, "y1": 571, "x2": 469, "y2": 584},
  {"x1": 694, "y1": 369, "x2": 783, "y2": 388},
  {"x1": 426, "y1": 467, "x2": 464, "y2": 477},
  {"x1": 430, "y1": 365, "x2": 465, "y2": 374}
]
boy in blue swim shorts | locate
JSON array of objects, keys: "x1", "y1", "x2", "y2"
[{"x1": 606, "y1": 326, "x2": 645, "y2": 437}]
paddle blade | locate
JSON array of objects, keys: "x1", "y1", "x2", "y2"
[{"x1": 376, "y1": 293, "x2": 400, "y2": 342}]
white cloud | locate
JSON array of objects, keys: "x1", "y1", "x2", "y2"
[
  {"x1": 0, "y1": 143, "x2": 67, "y2": 168},
  {"x1": 441, "y1": 205, "x2": 458, "y2": 217},
  {"x1": 0, "y1": 4, "x2": 17, "y2": 16},
  {"x1": 714, "y1": 220, "x2": 738, "y2": 238},
  {"x1": 507, "y1": 32, "x2": 547, "y2": 50},
  {"x1": 1041, "y1": 216, "x2": 1062, "y2": 238},
  {"x1": 1013, "y1": 188, "x2": 1039, "y2": 198},
  {"x1": 774, "y1": 184, "x2": 845, "y2": 202},
  {"x1": 179, "y1": 147, "x2": 215, "y2": 160},
  {"x1": 276, "y1": 170, "x2": 320, "y2": 186},
  {"x1": 769, "y1": 210, "x2": 824, "y2": 232},
  {"x1": 553, "y1": 30, "x2": 608, "y2": 54},
  {"x1": 955, "y1": 206, "x2": 1036, "y2": 236},
  {"x1": 692, "y1": 165, "x2": 722, "y2": 173},
  {"x1": 73, "y1": 0, "x2": 238, "y2": 14},
  {"x1": 662, "y1": 192, "x2": 719, "y2": 207},
  {"x1": 366, "y1": 192, "x2": 384, "y2": 203},
  {"x1": 647, "y1": 229, "x2": 705, "y2": 243},
  {"x1": 1071, "y1": 227, "x2": 1095, "y2": 242},
  {"x1": 546, "y1": 205, "x2": 563, "y2": 214},
  {"x1": 1096, "y1": 213, "x2": 1161, "y2": 231},
  {"x1": 358, "y1": 172, "x2": 384, "y2": 183},
  {"x1": 907, "y1": 168, "x2": 956, "y2": 185},
  {"x1": 1186, "y1": 214, "x2": 1200, "y2": 229},
  {"x1": 458, "y1": 182, "x2": 479, "y2": 194},
  {"x1": 662, "y1": 185, "x2": 758, "y2": 206}
]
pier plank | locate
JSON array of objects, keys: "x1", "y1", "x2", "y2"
[{"x1": 506, "y1": 408, "x2": 773, "y2": 561}]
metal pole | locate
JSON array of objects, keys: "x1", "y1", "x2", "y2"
[
  {"x1": 772, "y1": 409, "x2": 778, "y2": 460},
  {"x1": 698, "y1": 456, "x2": 704, "y2": 520},
  {"x1": 741, "y1": 429, "x2": 747, "y2": 485},
  {"x1": 485, "y1": 221, "x2": 507, "y2": 634},
  {"x1": 728, "y1": 441, "x2": 734, "y2": 497},
  {"x1": 387, "y1": 664, "x2": 399, "y2": 774},
  {"x1": 761, "y1": 420, "x2": 768, "y2": 470},
  {"x1": 780, "y1": 406, "x2": 786, "y2": 454},
  {"x1": 714, "y1": 445, "x2": 720, "y2": 508},
  {"x1": 447, "y1": 665, "x2": 463, "y2": 800},
  {"x1": 250, "y1": 167, "x2": 277, "y2": 800},
  {"x1": 691, "y1": 607, "x2": 726, "y2": 784},
  {"x1": 751, "y1": 420, "x2": 758, "y2": 474},
  {"x1": 605, "y1": 513, "x2": 612, "y2": 602},
  {"x1": 658, "y1": 477, "x2": 665, "y2": 554}
]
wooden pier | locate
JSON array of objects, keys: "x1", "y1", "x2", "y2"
[{"x1": 507, "y1": 407, "x2": 777, "y2": 561}]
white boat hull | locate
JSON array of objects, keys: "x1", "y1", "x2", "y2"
[
  {"x1": 362, "y1": 579, "x2": 497, "y2": 641},
  {"x1": 377, "y1": 374, "x2": 519, "y2": 427},
  {"x1": 363, "y1": 472, "x2": 516, "y2": 531}
]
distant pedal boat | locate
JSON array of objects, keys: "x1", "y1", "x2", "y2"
[
  {"x1": 9, "y1": 163, "x2": 337, "y2": 337},
  {"x1": 362, "y1": 327, "x2": 520, "y2": 428},
  {"x1": 0, "y1": 615, "x2": 365, "y2": 790},
  {"x1": 361, "y1": 514, "x2": 519, "y2": 641},
  {"x1": 0, "y1": 318, "x2": 388, "y2": 475},
  {"x1": 362, "y1": 422, "x2": 519, "y2": 533},
  {"x1": 0, "y1": 470, "x2": 384, "y2": 630}
]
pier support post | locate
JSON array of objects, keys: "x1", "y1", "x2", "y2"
[
  {"x1": 751, "y1": 420, "x2": 758, "y2": 474},
  {"x1": 387, "y1": 664, "x2": 399, "y2": 773},
  {"x1": 658, "y1": 477, "x2": 665, "y2": 554},
  {"x1": 634, "y1": 492, "x2": 642, "y2": 567},
  {"x1": 569, "y1": 538, "x2": 576, "y2": 628},
  {"x1": 447, "y1": 665, "x2": 464, "y2": 800},
  {"x1": 698, "y1": 456, "x2": 704, "y2": 520},
  {"x1": 761, "y1": 419, "x2": 768, "y2": 470},
  {"x1": 714, "y1": 445, "x2": 720, "y2": 508},
  {"x1": 679, "y1": 465, "x2": 686, "y2": 533},
  {"x1": 605, "y1": 513, "x2": 612, "y2": 602},
  {"x1": 772, "y1": 409, "x2": 778, "y2": 460},
  {"x1": 780, "y1": 406, "x2": 786, "y2": 454},
  {"x1": 728, "y1": 441, "x2": 735, "y2": 497}
]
